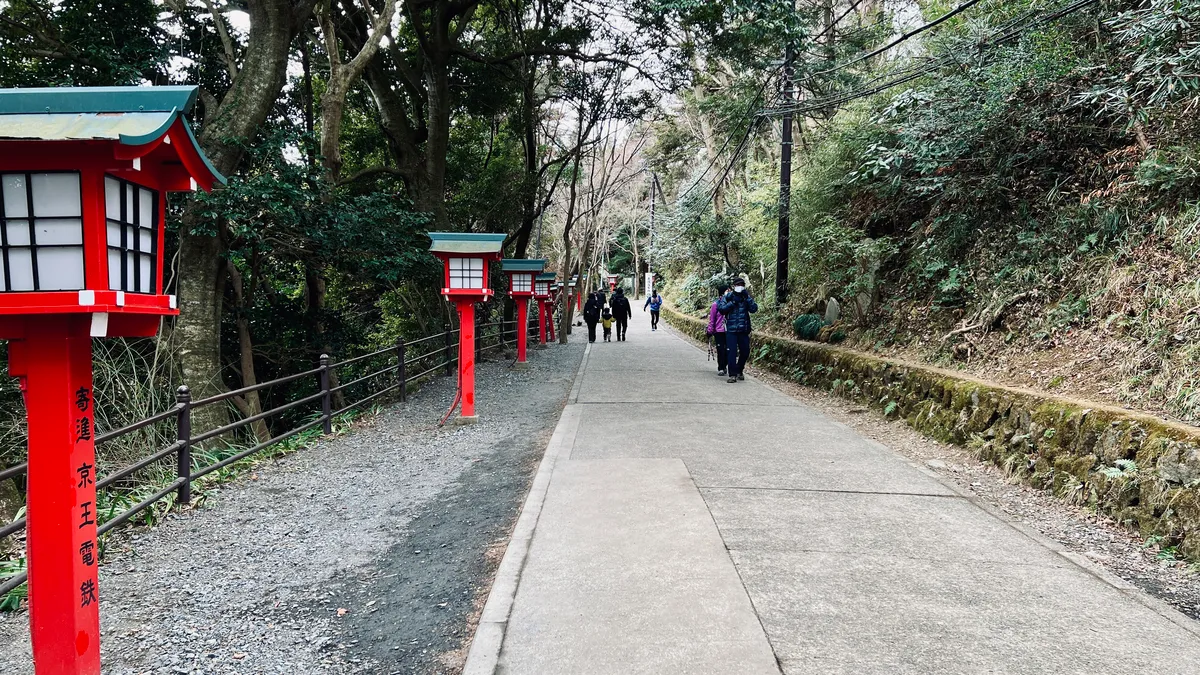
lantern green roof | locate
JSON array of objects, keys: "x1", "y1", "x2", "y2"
[
  {"x1": 428, "y1": 232, "x2": 507, "y2": 254},
  {"x1": 0, "y1": 86, "x2": 199, "y2": 115},
  {"x1": 501, "y1": 258, "x2": 546, "y2": 273},
  {"x1": 0, "y1": 85, "x2": 225, "y2": 187},
  {"x1": 536, "y1": 272, "x2": 557, "y2": 282}
]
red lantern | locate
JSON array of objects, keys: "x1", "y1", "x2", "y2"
[
  {"x1": 606, "y1": 273, "x2": 620, "y2": 292},
  {"x1": 428, "y1": 232, "x2": 506, "y2": 422},
  {"x1": 501, "y1": 259, "x2": 545, "y2": 366},
  {"x1": 533, "y1": 272, "x2": 555, "y2": 345},
  {"x1": 0, "y1": 85, "x2": 225, "y2": 675}
]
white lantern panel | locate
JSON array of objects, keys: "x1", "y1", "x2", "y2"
[
  {"x1": 139, "y1": 189, "x2": 154, "y2": 227},
  {"x1": 7, "y1": 248, "x2": 34, "y2": 291},
  {"x1": 2, "y1": 175, "x2": 27, "y2": 218},
  {"x1": 30, "y1": 173, "x2": 81, "y2": 217},
  {"x1": 511, "y1": 273, "x2": 532, "y2": 292},
  {"x1": 37, "y1": 247, "x2": 85, "y2": 290},
  {"x1": 0, "y1": 172, "x2": 86, "y2": 291},
  {"x1": 108, "y1": 250, "x2": 122, "y2": 290},
  {"x1": 35, "y1": 218, "x2": 83, "y2": 245},
  {"x1": 5, "y1": 220, "x2": 30, "y2": 246},
  {"x1": 139, "y1": 254, "x2": 153, "y2": 291},
  {"x1": 449, "y1": 256, "x2": 485, "y2": 289},
  {"x1": 105, "y1": 175, "x2": 159, "y2": 293},
  {"x1": 105, "y1": 176, "x2": 121, "y2": 220}
]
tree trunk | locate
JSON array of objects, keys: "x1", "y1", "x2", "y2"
[
  {"x1": 558, "y1": 106, "x2": 586, "y2": 344},
  {"x1": 421, "y1": 57, "x2": 452, "y2": 225},
  {"x1": 176, "y1": 0, "x2": 312, "y2": 432},
  {"x1": 226, "y1": 260, "x2": 271, "y2": 443}
]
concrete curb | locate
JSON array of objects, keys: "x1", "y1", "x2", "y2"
[{"x1": 462, "y1": 342, "x2": 591, "y2": 674}]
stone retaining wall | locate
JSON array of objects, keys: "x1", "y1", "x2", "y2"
[{"x1": 665, "y1": 306, "x2": 1200, "y2": 558}]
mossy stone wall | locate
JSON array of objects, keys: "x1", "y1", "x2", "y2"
[{"x1": 664, "y1": 306, "x2": 1200, "y2": 559}]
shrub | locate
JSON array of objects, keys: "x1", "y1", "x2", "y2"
[{"x1": 793, "y1": 314, "x2": 825, "y2": 340}]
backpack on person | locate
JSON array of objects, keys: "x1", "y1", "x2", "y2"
[{"x1": 601, "y1": 306, "x2": 612, "y2": 321}]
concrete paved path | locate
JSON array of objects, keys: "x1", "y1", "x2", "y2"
[{"x1": 466, "y1": 314, "x2": 1200, "y2": 674}]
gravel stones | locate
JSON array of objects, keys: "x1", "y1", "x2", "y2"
[{"x1": 0, "y1": 336, "x2": 584, "y2": 674}]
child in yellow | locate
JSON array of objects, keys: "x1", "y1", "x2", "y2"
[{"x1": 601, "y1": 304, "x2": 614, "y2": 342}]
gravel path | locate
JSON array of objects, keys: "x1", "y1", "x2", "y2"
[
  {"x1": 0, "y1": 335, "x2": 584, "y2": 674},
  {"x1": 742, "y1": 358, "x2": 1200, "y2": 622}
]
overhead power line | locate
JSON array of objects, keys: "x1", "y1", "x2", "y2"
[
  {"x1": 811, "y1": 0, "x2": 992, "y2": 78},
  {"x1": 771, "y1": 0, "x2": 1103, "y2": 117},
  {"x1": 675, "y1": 65, "x2": 782, "y2": 205}
]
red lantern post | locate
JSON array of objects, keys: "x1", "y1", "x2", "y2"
[
  {"x1": 502, "y1": 259, "x2": 545, "y2": 366},
  {"x1": 533, "y1": 273, "x2": 555, "y2": 345},
  {"x1": 429, "y1": 233, "x2": 506, "y2": 422},
  {"x1": 607, "y1": 273, "x2": 620, "y2": 292},
  {"x1": 0, "y1": 85, "x2": 225, "y2": 674}
]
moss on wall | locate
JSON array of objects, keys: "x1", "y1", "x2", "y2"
[{"x1": 664, "y1": 306, "x2": 1200, "y2": 559}]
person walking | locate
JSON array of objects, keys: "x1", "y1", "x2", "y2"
[
  {"x1": 611, "y1": 288, "x2": 632, "y2": 341},
  {"x1": 644, "y1": 291, "x2": 663, "y2": 331},
  {"x1": 583, "y1": 292, "x2": 602, "y2": 343},
  {"x1": 717, "y1": 278, "x2": 758, "y2": 383},
  {"x1": 706, "y1": 283, "x2": 729, "y2": 377},
  {"x1": 601, "y1": 303, "x2": 614, "y2": 342}
]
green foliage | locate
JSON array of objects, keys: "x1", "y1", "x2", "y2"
[
  {"x1": 793, "y1": 314, "x2": 825, "y2": 340},
  {"x1": 0, "y1": 0, "x2": 167, "y2": 87}
]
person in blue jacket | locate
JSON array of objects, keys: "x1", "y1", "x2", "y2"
[
  {"x1": 716, "y1": 277, "x2": 758, "y2": 383},
  {"x1": 643, "y1": 291, "x2": 663, "y2": 331}
]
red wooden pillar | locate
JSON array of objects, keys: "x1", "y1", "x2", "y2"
[
  {"x1": 456, "y1": 301, "x2": 477, "y2": 419},
  {"x1": 537, "y1": 301, "x2": 548, "y2": 345},
  {"x1": 8, "y1": 316, "x2": 100, "y2": 675},
  {"x1": 516, "y1": 300, "x2": 529, "y2": 363}
]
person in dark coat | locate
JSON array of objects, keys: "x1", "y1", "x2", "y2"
[
  {"x1": 611, "y1": 288, "x2": 632, "y2": 341},
  {"x1": 716, "y1": 277, "x2": 758, "y2": 383},
  {"x1": 583, "y1": 292, "x2": 602, "y2": 343}
]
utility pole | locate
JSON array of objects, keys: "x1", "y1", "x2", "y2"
[
  {"x1": 776, "y1": 37, "x2": 795, "y2": 306},
  {"x1": 648, "y1": 172, "x2": 656, "y2": 297}
]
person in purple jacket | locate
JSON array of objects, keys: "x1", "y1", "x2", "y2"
[{"x1": 706, "y1": 283, "x2": 729, "y2": 376}]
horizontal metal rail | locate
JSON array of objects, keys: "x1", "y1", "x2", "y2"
[
  {"x1": 0, "y1": 571, "x2": 25, "y2": 597},
  {"x1": 0, "y1": 321, "x2": 559, "y2": 597},
  {"x1": 97, "y1": 479, "x2": 187, "y2": 536},
  {"x1": 328, "y1": 344, "x2": 394, "y2": 369},
  {"x1": 95, "y1": 406, "x2": 180, "y2": 445},
  {"x1": 407, "y1": 346, "x2": 449, "y2": 365},
  {"x1": 188, "y1": 390, "x2": 326, "y2": 446},
  {"x1": 329, "y1": 365, "x2": 394, "y2": 395},
  {"x1": 189, "y1": 366, "x2": 324, "y2": 408},
  {"x1": 0, "y1": 517, "x2": 25, "y2": 540},
  {"x1": 331, "y1": 381, "x2": 402, "y2": 418},
  {"x1": 0, "y1": 463, "x2": 27, "y2": 482},
  {"x1": 96, "y1": 442, "x2": 184, "y2": 491},
  {"x1": 190, "y1": 418, "x2": 326, "y2": 482}
]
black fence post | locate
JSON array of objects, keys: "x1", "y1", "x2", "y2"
[
  {"x1": 175, "y1": 385, "x2": 192, "y2": 505},
  {"x1": 319, "y1": 354, "x2": 332, "y2": 434},
  {"x1": 396, "y1": 337, "x2": 407, "y2": 402},
  {"x1": 444, "y1": 322, "x2": 453, "y2": 376}
]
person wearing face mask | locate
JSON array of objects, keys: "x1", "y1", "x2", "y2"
[{"x1": 716, "y1": 277, "x2": 758, "y2": 383}]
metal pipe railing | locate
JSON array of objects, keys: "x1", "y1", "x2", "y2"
[{"x1": 0, "y1": 320, "x2": 554, "y2": 599}]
